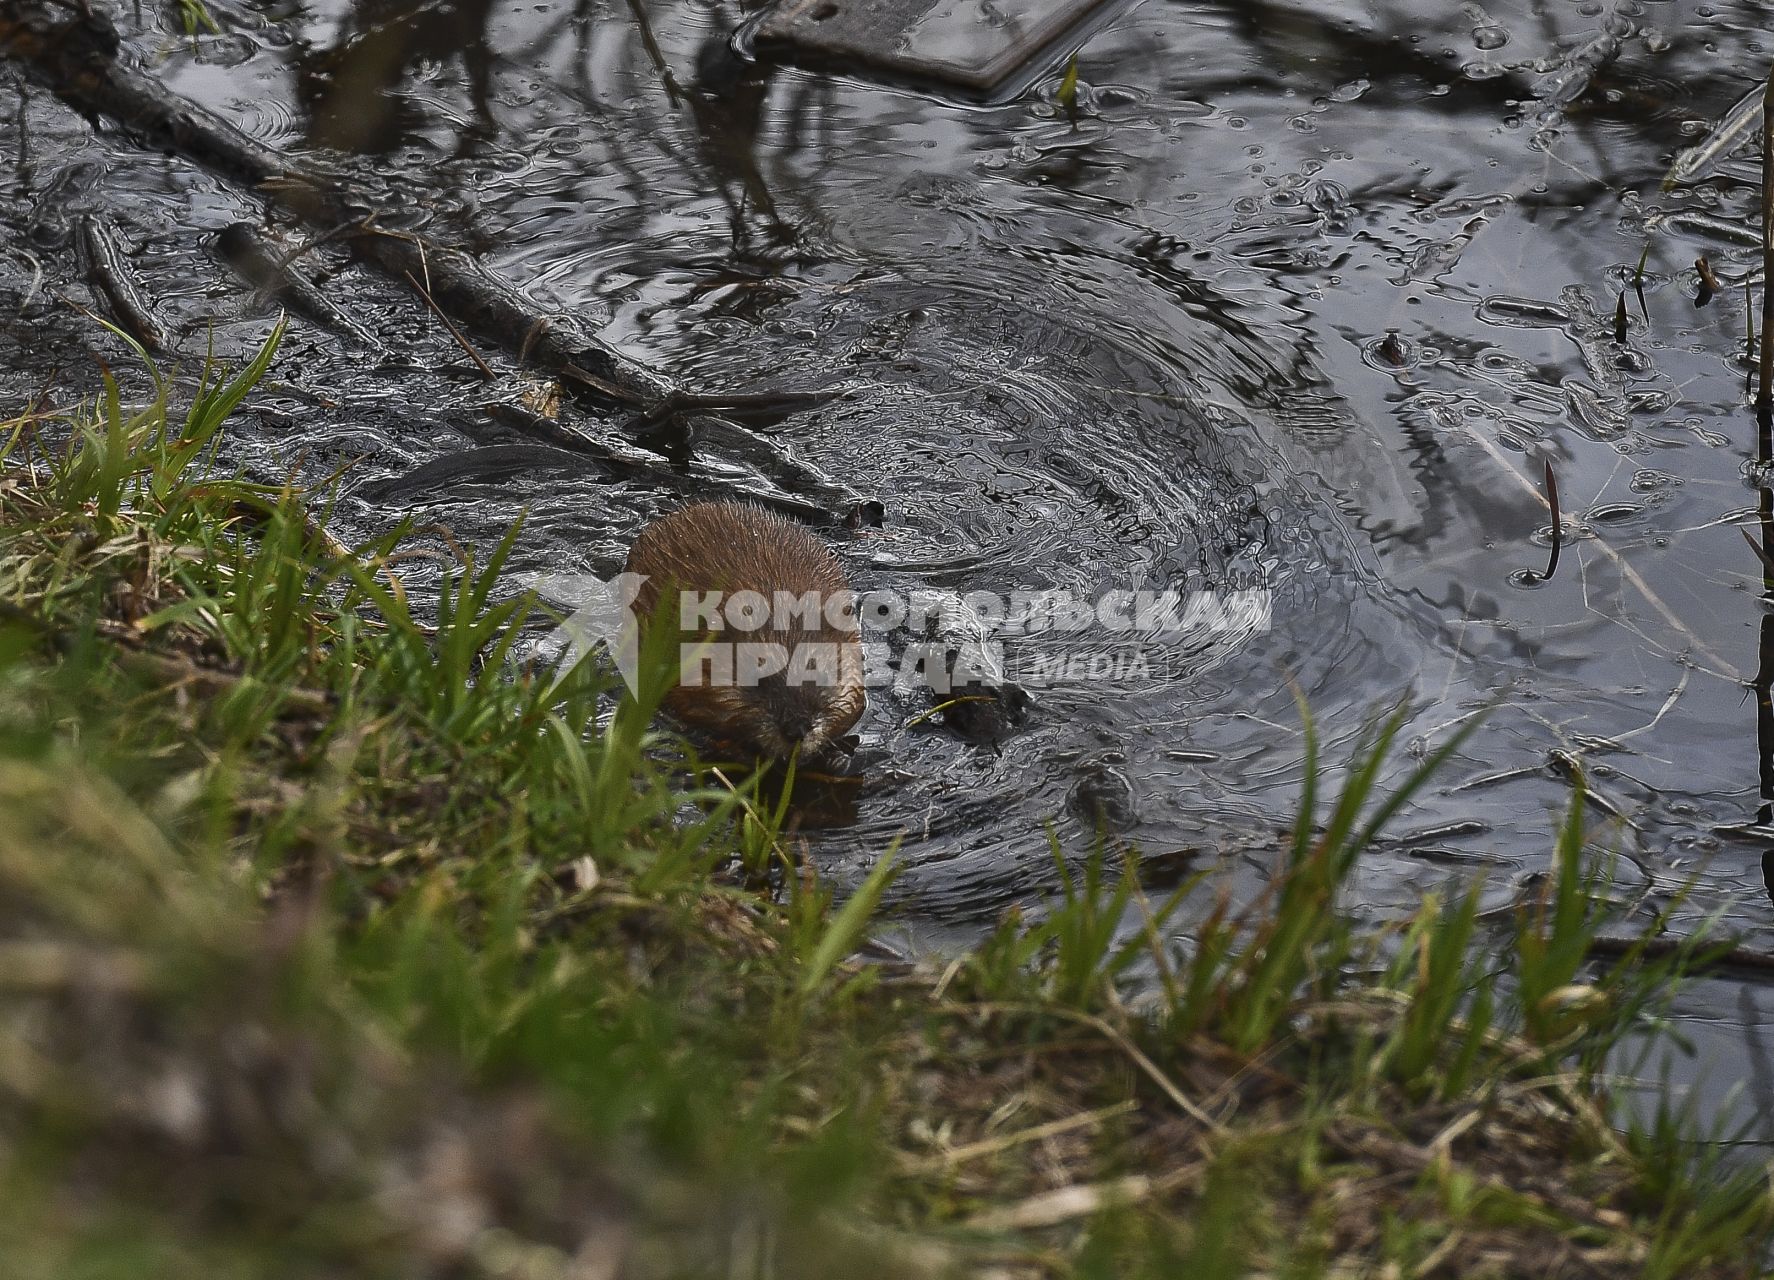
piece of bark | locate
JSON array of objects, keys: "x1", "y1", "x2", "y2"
[{"x1": 76, "y1": 213, "x2": 166, "y2": 351}]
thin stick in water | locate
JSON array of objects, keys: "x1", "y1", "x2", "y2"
[
  {"x1": 1757, "y1": 63, "x2": 1774, "y2": 431},
  {"x1": 1540, "y1": 459, "x2": 1563, "y2": 582}
]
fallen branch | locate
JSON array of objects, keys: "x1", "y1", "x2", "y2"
[
  {"x1": 1, "y1": 0, "x2": 859, "y2": 515},
  {"x1": 0, "y1": 0, "x2": 669, "y2": 405},
  {"x1": 476, "y1": 403, "x2": 840, "y2": 524},
  {"x1": 216, "y1": 221, "x2": 382, "y2": 350}
]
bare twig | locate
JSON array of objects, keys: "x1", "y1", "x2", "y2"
[{"x1": 402, "y1": 269, "x2": 495, "y2": 380}]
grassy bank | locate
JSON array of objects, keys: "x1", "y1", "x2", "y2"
[{"x1": 0, "y1": 329, "x2": 1770, "y2": 1278}]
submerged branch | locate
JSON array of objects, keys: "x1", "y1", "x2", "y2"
[
  {"x1": 1, "y1": 0, "x2": 861, "y2": 518},
  {"x1": 0, "y1": 0, "x2": 666, "y2": 405}
]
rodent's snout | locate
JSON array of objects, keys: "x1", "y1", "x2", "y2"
[{"x1": 741, "y1": 672, "x2": 860, "y2": 763}]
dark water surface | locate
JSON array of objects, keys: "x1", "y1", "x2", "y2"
[{"x1": 6, "y1": 0, "x2": 1774, "y2": 1137}]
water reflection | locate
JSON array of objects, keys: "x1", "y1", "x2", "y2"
[
  {"x1": 685, "y1": 31, "x2": 799, "y2": 254},
  {"x1": 295, "y1": 0, "x2": 501, "y2": 152}
]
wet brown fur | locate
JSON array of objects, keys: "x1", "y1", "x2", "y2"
[{"x1": 624, "y1": 501, "x2": 864, "y2": 760}]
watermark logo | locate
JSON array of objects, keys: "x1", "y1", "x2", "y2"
[
  {"x1": 526, "y1": 570, "x2": 649, "y2": 692},
  {"x1": 525, "y1": 573, "x2": 1271, "y2": 696}
]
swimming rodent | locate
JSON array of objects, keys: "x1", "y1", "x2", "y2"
[{"x1": 623, "y1": 500, "x2": 865, "y2": 762}]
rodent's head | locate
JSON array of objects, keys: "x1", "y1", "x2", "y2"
[
  {"x1": 625, "y1": 500, "x2": 866, "y2": 764},
  {"x1": 711, "y1": 670, "x2": 860, "y2": 765}
]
